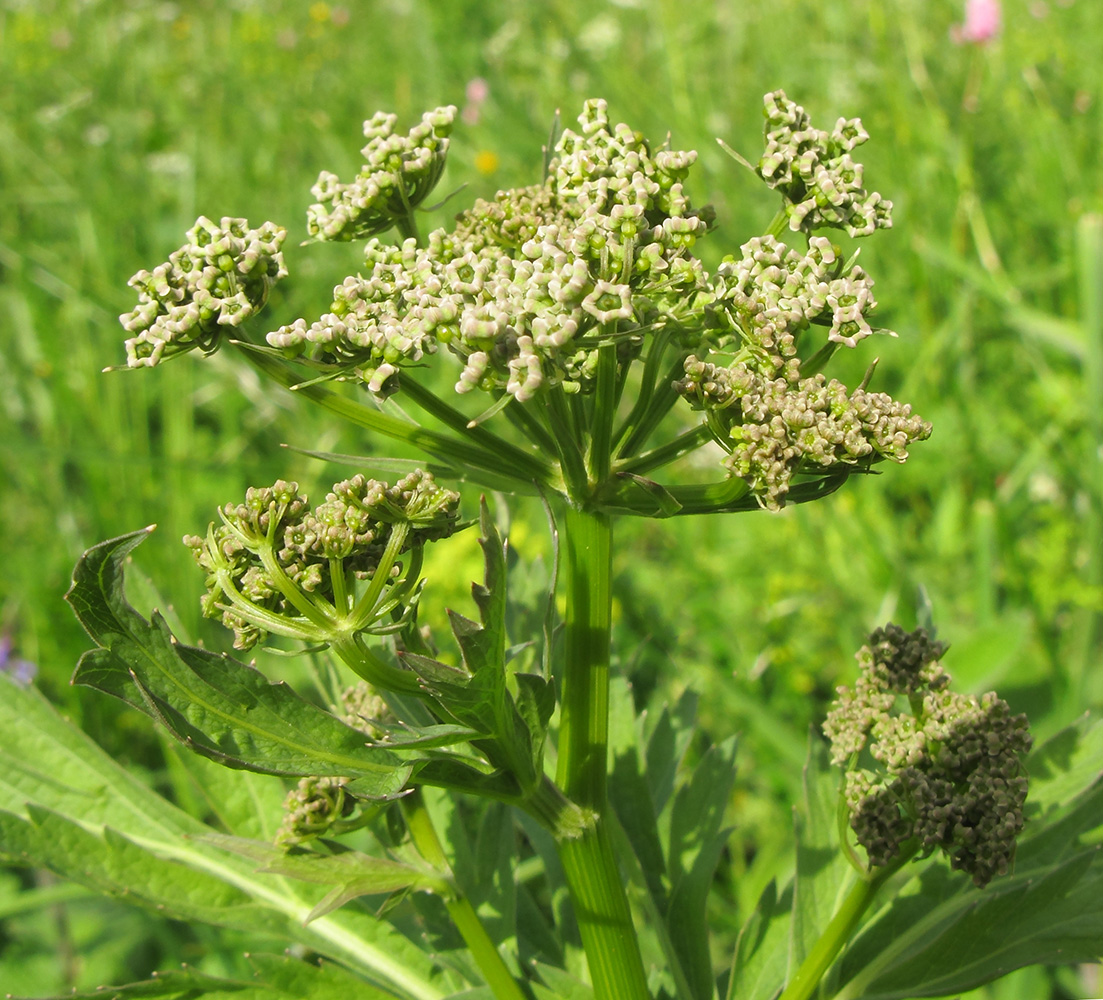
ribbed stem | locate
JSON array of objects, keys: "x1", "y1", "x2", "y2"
[{"x1": 555, "y1": 506, "x2": 651, "y2": 1000}]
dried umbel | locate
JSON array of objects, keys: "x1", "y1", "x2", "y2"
[{"x1": 824, "y1": 625, "x2": 1032, "y2": 887}]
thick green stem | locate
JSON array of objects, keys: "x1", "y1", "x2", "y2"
[
  {"x1": 556, "y1": 506, "x2": 612, "y2": 807},
  {"x1": 555, "y1": 506, "x2": 651, "y2": 1000},
  {"x1": 402, "y1": 791, "x2": 528, "y2": 1000},
  {"x1": 777, "y1": 850, "x2": 915, "y2": 1000}
]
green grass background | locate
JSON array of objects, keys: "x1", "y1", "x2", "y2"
[{"x1": 1, "y1": 0, "x2": 1101, "y2": 995}]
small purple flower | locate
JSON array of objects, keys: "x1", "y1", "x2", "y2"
[{"x1": 0, "y1": 633, "x2": 36, "y2": 686}]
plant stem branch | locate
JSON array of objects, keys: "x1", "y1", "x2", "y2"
[
  {"x1": 235, "y1": 345, "x2": 551, "y2": 491},
  {"x1": 588, "y1": 343, "x2": 619, "y2": 487},
  {"x1": 777, "y1": 850, "x2": 915, "y2": 1000},
  {"x1": 401, "y1": 378, "x2": 555, "y2": 486},
  {"x1": 402, "y1": 791, "x2": 528, "y2": 1000}
]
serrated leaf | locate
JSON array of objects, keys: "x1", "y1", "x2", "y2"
[
  {"x1": 1025, "y1": 712, "x2": 1103, "y2": 816},
  {"x1": 66, "y1": 529, "x2": 415, "y2": 795},
  {"x1": 666, "y1": 736, "x2": 737, "y2": 1000},
  {"x1": 608, "y1": 677, "x2": 667, "y2": 904},
  {"x1": 0, "y1": 807, "x2": 279, "y2": 932},
  {"x1": 403, "y1": 505, "x2": 539, "y2": 793},
  {"x1": 414, "y1": 758, "x2": 522, "y2": 800},
  {"x1": 531, "y1": 961, "x2": 595, "y2": 1000},
  {"x1": 202, "y1": 832, "x2": 445, "y2": 897},
  {"x1": 645, "y1": 688, "x2": 698, "y2": 815},
  {"x1": 6, "y1": 965, "x2": 257, "y2": 1000},
  {"x1": 514, "y1": 672, "x2": 555, "y2": 773},
  {"x1": 244, "y1": 953, "x2": 400, "y2": 999},
  {"x1": 471, "y1": 499, "x2": 508, "y2": 667},
  {"x1": 364, "y1": 722, "x2": 483, "y2": 749},
  {"x1": 834, "y1": 844, "x2": 1103, "y2": 1000},
  {"x1": 469, "y1": 802, "x2": 518, "y2": 959},
  {"x1": 7, "y1": 952, "x2": 402, "y2": 1000},
  {"x1": 165, "y1": 740, "x2": 288, "y2": 841}
]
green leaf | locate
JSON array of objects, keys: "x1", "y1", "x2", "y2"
[
  {"x1": 7, "y1": 952, "x2": 402, "y2": 1000},
  {"x1": 403, "y1": 503, "x2": 541, "y2": 793},
  {"x1": 470, "y1": 802, "x2": 519, "y2": 959},
  {"x1": 665, "y1": 736, "x2": 737, "y2": 1000},
  {"x1": 726, "y1": 878, "x2": 791, "y2": 1000},
  {"x1": 66, "y1": 529, "x2": 416, "y2": 795},
  {"x1": 514, "y1": 672, "x2": 555, "y2": 774},
  {"x1": 608, "y1": 677, "x2": 667, "y2": 904},
  {"x1": 164, "y1": 740, "x2": 288, "y2": 841},
  {"x1": 833, "y1": 843, "x2": 1103, "y2": 1000},
  {"x1": 245, "y1": 952, "x2": 403, "y2": 999},
  {"x1": 205, "y1": 829, "x2": 445, "y2": 899},
  {"x1": 6, "y1": 966, "x2": 257, "y2": 1000},
  {"x1": 531, "y1": 961, "x2": 595, "y2": 1000},
  {"x1": 789, "y1": 733, "x2": 853, "y2": 978},
  {"x1": 0, "y1": 807, "x2": 281, "y2": 933},
  {"x1": 0, "y1": 675, "x2": 452, "y2": 1000},
  {"x1": 645, "y1": 688, "x2": 698, "y2": 815},
  {"x1": 1025, "y1": 712, "x2": 1103, "y2": 816}
]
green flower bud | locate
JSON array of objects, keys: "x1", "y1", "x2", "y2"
[
  {"x1": 276, "y1": 776, "x2": 353, "y2": 847},
  {"x1": 185, "y1": 471, "x2": 461, "y2": 650}
]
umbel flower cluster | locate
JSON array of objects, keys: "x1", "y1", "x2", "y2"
[
  {"x1": 823, "y1": 625, "x2": 1032, "y2": 887},
  {"x1": 276, "y1": 682, "x2": 392, "y2": 846},
  {"x1": 675, "y1": 232, "x2": 929, "y2": 506},
  {"x1": 306, "y1": 105, "x2": 458, "y2": 241},
  {"x1": 117, "y1": 92, "x2": 931, "y2": 510},
  {"x1": 277, "y1": 775, "x2": 352, "y2": 847},
  {"x1": 269, "y1": 96, "x2": 713, "y2": 401},
  {"x1": 119, "y1": 216, "x2": 287, "y2": 368},
  {"x1": 184, "y1": 470, "x2": 461, "y2": 650},
  {"x1": 758, "y1": 89, "x2": 892, "y2": 237}
]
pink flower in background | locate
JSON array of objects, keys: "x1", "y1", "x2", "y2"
[
  {"x1": 462, "y1": 78, "x2": 490, "y2": 125},
  {"x1": 951, "y1": 0, "x2": 1002, "y2": 44}
]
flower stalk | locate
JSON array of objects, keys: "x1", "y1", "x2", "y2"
[{"x1": 555, "y1": 505, "x2": 651, "y2": 1000}]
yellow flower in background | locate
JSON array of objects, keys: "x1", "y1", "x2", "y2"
[{"x1": 474, "y1": 150, "x2": 499, "y2": 175}]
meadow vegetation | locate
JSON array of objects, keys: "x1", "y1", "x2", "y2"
[{"x1": 0, "y1": 1, "x2": 1100, "y2": 997}]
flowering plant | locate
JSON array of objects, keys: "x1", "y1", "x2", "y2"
[{"x1": 2, "y1": 92, "x2": 1099, "y2": 1000}]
